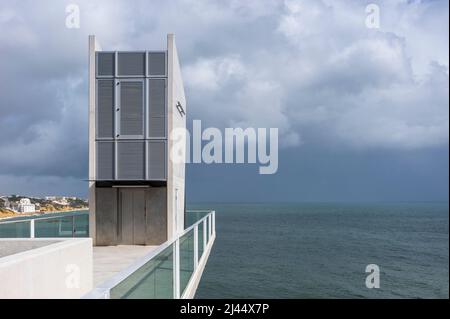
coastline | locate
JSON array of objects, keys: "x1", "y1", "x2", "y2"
[{"x1": 0, "y1": 207, "x2": 88, "y2": 221}]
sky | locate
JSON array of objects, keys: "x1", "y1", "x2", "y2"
[{"x1": 0, "y1": 0, "x2": 448, "y2": 202}]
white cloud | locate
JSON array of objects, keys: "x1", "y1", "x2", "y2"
[
  {"x1": 274, "y1": 0, "x2": 449, "y2": 149},
  {"x1": 183, "y1": 55, "x2": 245, "y2": 91}
]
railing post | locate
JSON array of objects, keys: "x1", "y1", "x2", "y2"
[
  {"x1": 30, "y1": 219, "x2": 35, "y2": 238},
  {"x1": 193, "y1": 224, "x2": 198, "y2": 270},
  {"x1": 203, "y1": 219, "x2": 207, "y2": 250},
  {"x1": 212, "y1": 211, "x2": 216, "y2": 236},
  {"x1": 173, "y1": 239, "x2": 180, "y2": 299},
  {"x1": 208, "y1": 214, "x2": 212, "y2": 238},
  {"x1": 72, "y1": 215, "x2": 76, "y2": 237}
]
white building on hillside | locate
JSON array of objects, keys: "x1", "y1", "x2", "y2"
[{"x1": 17, "y1": 198, "x2": 35, "y2": 213}]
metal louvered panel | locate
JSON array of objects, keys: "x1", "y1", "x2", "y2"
[
  {"x1": 148, "y1": 117, "x2": 165, "y2": 137},
  {"x1": 97, "y1": 80, "x2": 114, "y2": 138},
  {"x1": 96, "y1": 52, "x2": 115, "y2": 77},
  {"x1": 118, "y1": 52, "x2": 145, "y2": 76},
  {"x1": 97, "y1": 141, "x2": 115, "y2": 180},
  {"x1": 120, "y1": 81, "x2": 143, "y2": 136},
  {"x1": 148, "y1": 52, "x2": 166, "y2": 76},
  {"x1": 117, "y1": 141, "x2": 145, "y2": 180},
  {"x1": 148, "y1": 79, "x2": 166, "y2": 137},
  {"x1": 148, "y1": 79, "x2": 165, "y2": 116},
  {"x1": 147, "y1": 141, "x2": 166, "y2": 180}
]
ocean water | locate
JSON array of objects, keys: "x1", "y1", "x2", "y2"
[{"x1": 189, "y1": 202, "x2": 449, "y2": 299}]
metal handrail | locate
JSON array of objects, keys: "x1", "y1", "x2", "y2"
[
  {"x1": 1, "y1": 209, "x2": 201, "y2": 225},
  {"x1": 0, "y1": 210, "x2": 88, "y2": 225},
  {"x1": 0, "y1": 210, "x2": 89, "y2": 239}
]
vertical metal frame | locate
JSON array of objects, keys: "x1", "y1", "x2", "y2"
[
  {"x1": 114, "y1": 51, "x2": 118, "y2": 78},
  {"x1": 144, "y1": 137, "x2": 148, "y2": 181},
  {"x1": 114, "y1": 140, "x2": 118, "y2": 180},
  {"x1": 114, "y1": 78, "x2": 120, "y2": 140}
]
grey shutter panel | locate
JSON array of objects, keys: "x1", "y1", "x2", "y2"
[
  {"x1": 97, "y1": 53, "x2": 115, "y2": 76},
  {"x1": 95, "y1": 187, "x2": 117, "y2": 245},
  {"x1": 97, "y1": 80, "x2": 114, "y2": 138},
  {"x1": 148, "y1": 141, "x2": 166, "y2": 180},
  {"x1": 145, "y1": 187, "x2": 167, "y2": 245},
  {"x1": 118, "y1": 52, "x2": 145, "y2": 76},
  {"x1": 120, "y1": 81, "x2": 143, "y2": 136},
  {"x1": 117, "y1": 141, "x2": 145, "y2": 180},
  {"x1": 148, "y1": 52, "x2": 166, "y2": 76},
  {"x1": 119, "y1": 189, "x2": 133, "y2": 244},
  {"x1": 148, "y1": 79, "x2": 165, "y2": 137},
  {"x1": 97, "y1": 141, "x2": 114, "y2": 180}
]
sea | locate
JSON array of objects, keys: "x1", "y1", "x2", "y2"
[{"x1": 188, "y1": 202, "x2": 449, "y2": 299}]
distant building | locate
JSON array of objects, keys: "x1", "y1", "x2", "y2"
[
  {"x1": 0, "y1": 197, "x2": 10, "y2": 209},
  {"x1": 17, "y1": 198, "x2": 35, "y2": 213},
  {"x1": 45, "y1": 196, "x2": 70, "y2": 205}
]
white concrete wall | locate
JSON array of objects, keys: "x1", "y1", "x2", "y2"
[
  {"x1": 0, "y1": 238, "x2": 93, "y2": 299},
  {"x1": 167, "y1": 34, "x2": 187, "y2": 239},
  {"x1": 88, "y1": 35, "x2": 101, "y2": 245}
]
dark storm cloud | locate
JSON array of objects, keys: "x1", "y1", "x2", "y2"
[{"x1": 0, "y1": 0, "x2": 448, "y2": 200}]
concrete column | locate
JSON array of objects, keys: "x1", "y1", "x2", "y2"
[
  {"x1": 167, "y1": 33, "x2": 187, "y2": 240},
  {"x1": 30, "y1": 220, "x2": 35, "y2": 238},
  {"x1": 88, "y1": 35, "x2": 101, "y2": 245}
]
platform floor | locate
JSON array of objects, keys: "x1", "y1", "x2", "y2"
[{"x1": 93, "y1": 245, "x2": 156, "y2": 286}]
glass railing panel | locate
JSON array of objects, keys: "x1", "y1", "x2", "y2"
[
  {"x1": 179, "y1": 230, "x2": 194, "y2": 295},
  {"x1": 110, "y1": 244, "x2": 174, "y2": 299},
  {"x1": 184, "y1": 211, "x2": 208, "y2": 229},
  {"x1": 0, "y1": 221, "x2": 30, "y2": 238},
  {"x1": 34, "y1": 217, "x2": 73, "y2": 237},
  {"x1": 74, "y1": 214, "x2": 89, "y2": 237}
]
